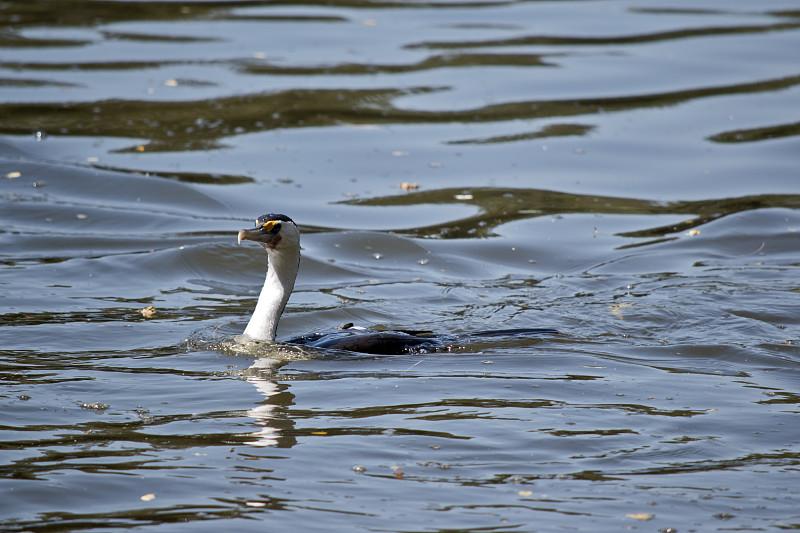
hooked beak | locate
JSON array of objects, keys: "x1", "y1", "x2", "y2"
[
  {"x1": 238, "y1": 225, "x2": 280, "y2": 249},
  {"x1": 237, "y1": 227, "x2": 257, "y2": 245}
]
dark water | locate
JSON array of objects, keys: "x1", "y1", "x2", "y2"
[{"x1": 2, "y1": 0, "x2": 800, "y2": 531}]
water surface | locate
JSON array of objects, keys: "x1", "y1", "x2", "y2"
[{"x1": 2, "y1": 0, "x2": 800, "y2": 531}]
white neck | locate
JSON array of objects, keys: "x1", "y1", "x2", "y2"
[{"x1": 242, "y1": 246, "x2": 299, "y2": 341}]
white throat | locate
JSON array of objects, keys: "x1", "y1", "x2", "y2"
[{"x1": 242, "y1": 244, "x2": 299, "y2": 342}]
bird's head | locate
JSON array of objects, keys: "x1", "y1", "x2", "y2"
[{"x1": 237, "y1": 213, "x2": 300, "y2": 252}]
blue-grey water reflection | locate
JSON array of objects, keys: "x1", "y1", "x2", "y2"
[{"x1": 2, "y1": 0, "x2": 800, "y2": 531}]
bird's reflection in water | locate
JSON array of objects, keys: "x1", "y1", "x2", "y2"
[
  {"x1": 188, "y1": 329, "x2": 319, "y2": 447},
  {"x1": 232, "y1": 339, "x2": 320, "y2": 447},
  {"x1": 240, "y1": 357, "x2": 284, "y2": 447},
  {"x1": 234, "y1": 339, "x2": 393, "y2": 446}
]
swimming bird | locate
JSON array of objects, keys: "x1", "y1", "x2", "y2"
[{"x1": 237, "y1": 213, "x2": 557, "y2": 355}]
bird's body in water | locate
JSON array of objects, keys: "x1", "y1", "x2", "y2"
[{"x1": 237, "y1": 213, "x2": 557, "y2": 355}]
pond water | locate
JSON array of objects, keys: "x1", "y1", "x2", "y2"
[{"x1": 2, "y1": 0, "x2": 800, "y2": 531}]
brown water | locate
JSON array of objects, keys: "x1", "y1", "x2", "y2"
[{"x1": 2, "y1": 1, "x2": 800, "y2": 531}]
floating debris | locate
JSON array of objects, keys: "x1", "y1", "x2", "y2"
[
  {"x1": 140, "y1": 493, "x2": 156, "y2": 502},
  {"x1": 399, "y1": 181, "x2": 418, "y2": 192},
  {"x1": 140, "y1": 306, "x2": 157, "y2": 318},
  {"x1": 610, "y1": 302, "x2": 635, "y2": 319},
  {"x1": 626, "y1": 513, "x2": 654, "y2": 521}
]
